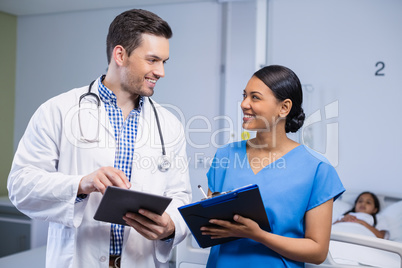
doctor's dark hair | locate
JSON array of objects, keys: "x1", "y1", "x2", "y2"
[
  {"x1": 106, "y1": 9, "x2": 172, "y2": 64},
  {"x1": 253, "y1": 65, "x2": 305, "y2": 133}
]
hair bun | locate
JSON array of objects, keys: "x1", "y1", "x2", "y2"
[{"x1": 286, "y1": 108, "x2": 305, "y2": 133}]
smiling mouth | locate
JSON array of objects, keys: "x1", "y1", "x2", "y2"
[
  {"x1": 145, "y1": 78, "x2": 157, "y2": 84},
  {"x1": 243, "y1": 114, "x2": 256, "y2": 121}
]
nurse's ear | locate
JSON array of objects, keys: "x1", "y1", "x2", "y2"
[
  {"x1": 112, "y1": 45, "x2": 126, "y2": 67},
  {"x1": 279, "y1": 98, "x2": 292, "y2": 118}
]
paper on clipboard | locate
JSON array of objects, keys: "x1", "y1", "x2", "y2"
[{"x1": 178, "y1": 184, "x2": 270, "y2": 248}]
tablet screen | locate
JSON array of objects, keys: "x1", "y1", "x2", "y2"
[{"x1": 94, "y1": 186, "x2": 172, "y2": 225}]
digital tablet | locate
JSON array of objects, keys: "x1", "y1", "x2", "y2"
[{"x1": 93, "y1": 186, "x2": 172, "y2": 226}]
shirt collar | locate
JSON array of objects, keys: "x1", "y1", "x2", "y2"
[
  {"x1": 98, "y1": 75, "x2": 116, "y2": 105},
  {"x1": 97, "y1": 75, "x2": 144, "y2": 112}
]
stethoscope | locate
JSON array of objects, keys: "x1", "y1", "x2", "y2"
[{"x1": 78, "y1": 79, "x2": 171, "y2": 172}]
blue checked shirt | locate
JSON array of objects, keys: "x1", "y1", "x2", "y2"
[{"x1": 97, "y1": 77, "x2": 143, "y2": 256}]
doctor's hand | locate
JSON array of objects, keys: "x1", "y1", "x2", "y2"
[
  {"x1": 200, "y1": 215, "x2": 263, "y2": 240},
  {"x1": 123, "y1": 210, "x2": 175, "y2": 241},
  {"x1": 78, "y1": 166, "x2": 131, "y2": 195}
]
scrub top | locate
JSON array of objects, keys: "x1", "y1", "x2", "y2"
[{"x1": 206, "y1": 141, "x2": 345, "y2": 268}]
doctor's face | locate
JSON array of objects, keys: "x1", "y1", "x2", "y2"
[{"x1": 120, "y1": 33, "x2": 170, "y2": 97}]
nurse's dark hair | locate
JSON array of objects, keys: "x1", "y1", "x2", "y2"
[
  {"x1": 344, "y1": 191, "x2": 380, "y2": 227},
  {"x1": 253, "y1": 65, "x2": 305, "y2": 133},
  {"x1": 106, "y1": 9, "x2": 172, "y2": 64}
]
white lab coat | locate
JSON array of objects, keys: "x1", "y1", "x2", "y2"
[{"x1": 8, "y1": 78, "x2": 192, "y2": 268}]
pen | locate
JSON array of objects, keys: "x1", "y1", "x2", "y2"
[{"x1": 198, "y1": 185, "x2": 208, "y2": 199}]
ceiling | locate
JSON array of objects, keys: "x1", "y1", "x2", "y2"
[{"x1": 0, "y1": 0, "x2": 216, "y2": 16}]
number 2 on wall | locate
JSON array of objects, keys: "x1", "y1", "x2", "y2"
[{"x1": 375, "y1": 61, "x2": 385, "y2": 76}]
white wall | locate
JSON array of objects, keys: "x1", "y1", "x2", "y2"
[{"x1": 266, "y1": 0, "x2": 402, "y2": 195}]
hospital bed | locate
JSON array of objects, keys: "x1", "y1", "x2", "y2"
[
  {"x1": 176, "y1": 191, "x2": 402, "y2": 268},
  {"x1": 306, "y1": 231, "x2": 402, "y2": 268},
  {"x1": 306, "y1": 191, "x2": 402, "y2": 268}
]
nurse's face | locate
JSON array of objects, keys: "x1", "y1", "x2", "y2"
[
  {"x1": 240, "y1": 76, "x2": 284, "y2": 131},
  {"x1": 120, "y1": 33, "x2": 170, "y2": 97},
  {"x1": 355, "y1": 193, "x2": 378, "y2": 215}
]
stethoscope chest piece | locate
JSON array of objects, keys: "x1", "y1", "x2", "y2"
[
  {"x1": 158, "y1": 155, "x2": 171, "y2": 172},
  {"x1": 149, "y1": 97, "x2": 170, "y2": 172}
]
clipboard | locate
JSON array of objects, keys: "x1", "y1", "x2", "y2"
[
  {"x1": 93, "y1": 186, "x2": 172, "y2": 226},
  {"x1": 178, "y1": 184, "x2": 270, "y2": 248}
]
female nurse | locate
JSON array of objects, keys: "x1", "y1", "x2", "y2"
[{"x1": 201, "y1": 65, "x2": 345, "y2": 267}]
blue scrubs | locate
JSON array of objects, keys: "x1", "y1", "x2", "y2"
[{"x1": 206, "y1": 141, "x2": 345, "y2": 268}]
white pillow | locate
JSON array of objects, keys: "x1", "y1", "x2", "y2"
[
  {"x1": 378, "y1": 200, "x2": 402, "y2": 241},
  {"x1": 332, "y1": 199, "x2": 353, "y2": 223}
]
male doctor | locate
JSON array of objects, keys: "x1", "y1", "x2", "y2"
[{"x1": 7, "y1": 9, "x2": 191, "y2": 268}]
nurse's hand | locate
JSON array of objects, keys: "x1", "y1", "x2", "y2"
[
  {"x1": 200, "y1": 215, "x2": 262, "y2": 240},
  {"x1": 78, "y1": 166, "x2": 131, "y2": 195},
  {"x1": 123, "y1": 210, "x2": 175, "y2": 241}
]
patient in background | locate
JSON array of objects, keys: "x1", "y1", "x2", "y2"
[{"x1": 334, "y1": 192, "x2": 389, "y2": 239}]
